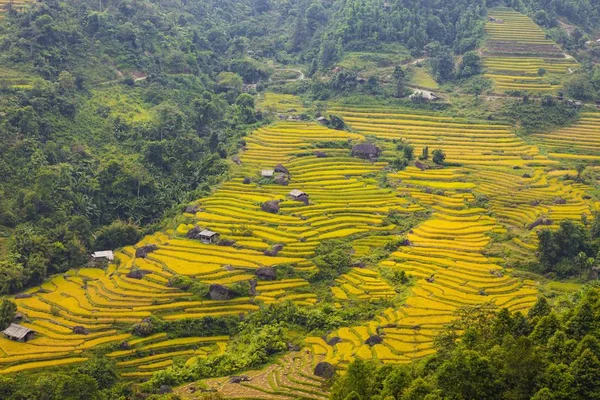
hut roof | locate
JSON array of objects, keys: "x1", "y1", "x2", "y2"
[
  {"x1": 289, "y1": 189, "x2": 306, "y2": 198},
  {"x1": 199, "y1": 230, "x2": 218, "y2": 237},
  {"x1": 91, "y1": 250, "x2": 114, "y2": 261},
  {"x1": 261, "y1": 169, "x2": 274, "y2": 177},
  {"x1": 2, "y1": 324, "x2": 34, "y2": 340}
]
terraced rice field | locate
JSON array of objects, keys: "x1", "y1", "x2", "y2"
[
  {"x1": 483, "y1": 8, "x2": 577, "y2": 92},
  {"x1": 302, "y1": 104, "x2": 596, "y2": 370},
  {"x1": 4, "y1": 95, "x2": 598, "y2": 393},
  {"x1": 532, "y1": 112, "x2": 600, "y2": 161}
]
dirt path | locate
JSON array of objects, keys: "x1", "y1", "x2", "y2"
[{"x1": 272, "y1": 68, "x2": 306, "y2": 82}]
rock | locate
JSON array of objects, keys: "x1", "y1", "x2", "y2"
[
  {"x1": 274, "y1": 164, "x2": 289, "y2": 174},
  {"x1": 135, "y1": 244, "x2": 158, "y2": 258},
  {"x1": 209, "y1": 284, "x2": 232, "y2": 300},
  {"x1": 288, "y1": 342, "x2": 301, "y2": 351},
  {"x1": 159, "y1": 385, "x2": 172, "y2": 394},
  {"x1": 314, "y1": 362, "x2": 336, "y2": 378},
  {"x1": 426, "y1": 274, "x2": 435, "y2": 283},
  {"x1": 261, "y1": 200, "x2": 280, "y2": 214},
  {"x1": 14, "y1": 293, "x2": 32, "y2": 299},
  {"x1": 217, "y1": 239, "x2": 236, "y2": 246},
  {"x1": 415, "y1": 160, "x2": 428, "y2": 171},
  {"x1": 553, "y1": 197, "x2": 567, "y2": 205},
  {"x1": 186, "y1": 226, "x2": 203, "y2": 239},
  {"x1": 522, "y1": 173, "x2": 532, "y2": 178},
  {"x1": 229, "y1": 375, "x2": 251, "y2": 384},
  {"x1": 249, "y1": 279, "x2": 257, "y2": 296},
  {"x1": 232, "y1": 156, "x2": 242, "y2": 165},
  {"x1": 119, "y1": 341, "x2": 130, "y2": 350},
  {"x1": 528, "y1": 217, "x2": 553, "y2": 230},
  {"x1": 256, "y1": 267, "x2": 276, "y2": 281},
  {"x1": 315, "y1": 151, "x2": 327, "y2": 158},
  {"x1": 243, "y1": 177, "x2": 252, "y2": 184},
  {"x1": 184, "y1": 205, "x2": 200, "y2": 214},
  {"x1": 299, "y1": 237, "x2": 307, "y2": 243},
  {"x1": 126, "y1": 269, "x2": 146, "y2": 280},
  {"x1": 352, "y1": 261, "x2": 366, "y2": 268},
  {"x1": 264, "y1": 243, "x2": 284, "y2": 256},
  {"x1": 365, "y1": 335, "x2": 383, "y2": 346},
  {"x1": 327, "y1": 337, "x2": 342, "y2": 346},
  {"x1": 275, "y1": 175, "x2": 289, "y2": 186},
  {"x1": 72, "y1": 326, "x2": 90, "y2": 335},
  {"x1": 479, "y1": 289, "x2": 487, "y2": 296},
  {"x1": 521, "y1": 155, "x2": 534, "y2": 160},
  {"x1": 223, "y1": 264, "x2": 235, "y2": 271},
  {"x1": 530, "y1": 200, "x2": 540, "y2": 206},
  {"x1": 133, "y1": 318, "x2": 154, "y2": 337}
]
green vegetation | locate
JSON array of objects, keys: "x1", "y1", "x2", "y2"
[{"x1": 328, "y1": 287, "x2": 600, "y2": 400}]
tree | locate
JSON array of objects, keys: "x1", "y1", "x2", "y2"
[
  {"x1": 436, "y1": 350, "x2": 499, "y2": 399},
  {"x1": 538, "y1": 68, "x2": 547, "y2": 77},
  {"x1": 458, "y1": 51, "x2": 482, "y2": 77},
  {"x1": 570, "y1": 349, "x2": 600, "y2": 399},
  {"x1": 393, "y1": 66, "x2": 406, "y2": 97},
  {"x1": 330, "y1": 360, "x2": 379, "y2": 400},
  {"x1": 93, "y1": 220, "x2": 141, "y2": 251},
  {"x1": 0, "y1": 299, "x2": 17, "y2": 330},
  {"x1": 427, "y1": 43, "x2": 455, "y2": 82},
  {"x1": 432, "y1": 149, "x2": 445, "y2": 165},
  {"x1": 420, "y1": 146, "x2": 429, "y2": 160},
  {"x1": 528, "y1": 297, "x2": 551, "y2": 319}
]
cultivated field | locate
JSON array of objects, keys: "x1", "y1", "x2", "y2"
[
  {"x1": 483, "y1": 8, "x2": 578, "y2": 92},
  {"x1": 533, "y1": 112, "x2": 600, "y2": 161},
  {"x1": 2, "y1": 95, "x2": 597, "y2": 395}
]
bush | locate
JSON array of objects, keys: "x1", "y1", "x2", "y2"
[{"x1": 93, "y1": 220, "x2": 141, "y2": 250}]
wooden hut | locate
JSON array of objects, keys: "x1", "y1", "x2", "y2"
[
  {"x1": 198, "y1": 230, "x2": 219, "y2": 244},
  {"x1": 2, "y1": 324, "x2": 35, "y2": 342}
]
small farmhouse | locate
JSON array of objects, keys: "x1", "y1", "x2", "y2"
[
  {"x1": 261, "y1": 169, "x2": 274, "y2": 178},
  {"x1": 289, "y1": 189, "x2": 309, "y2": 205},
  {"x1": 409, "y1": 89, "x2": 438, "y2": 102},
  {"x1": 91, "y1": 250, "x2": 114, "y2": 261},
  {"x1": 2, "y1": 324, "x2": 35, "y2": 342},
  {"x1": 198, "y1": 230, "x2": 219, "y2": 244}
]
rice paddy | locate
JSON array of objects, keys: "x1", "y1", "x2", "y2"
[
  {"x1": 2, "y1": 94, "x2": 597, "y2": 393},
  {"x1": 483, "y1": 8, "x2": 578, "y2": 92}
]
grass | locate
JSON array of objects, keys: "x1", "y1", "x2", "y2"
[
  {"x1": 89, "y1": 86, "x2": 153, "y2": 123},
  {"x1": 408, "y1": 66, "x2": 439, "y2": 89},
  {"x1": 544, "y1": 281, "x2": 582, "y2": 293}
]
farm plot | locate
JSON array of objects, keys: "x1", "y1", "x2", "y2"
[
  {"x1": 532, "y1": 112, "x2": 600, "y2": 160},
  {"x1": 483, "y1": 8, "x2": 577, "y2": 92},
  {"x1": 302, "y1": 104, "x2": 594, "y2": 370}
]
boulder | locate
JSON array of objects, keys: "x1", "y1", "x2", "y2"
[
  {"x1": 249, "y1": 279, "x2": 257, "y2": 296},
  {"x1": 72, "y1": 326, "x2": 90, "y2": 335},
  {"x1": 315, "y1": 151, "x2": 327, "y2": 158},
  {"x1": 256, "y1": 267, "x2": 276, "y2": 281},
  {"x1": 274, "y1": 164, "x2": 289, "y2": 174},
  {"x1": 119, "y1": 341, "x2": 131, "y2": 350},
  {"x1": 261, "y1": 200, "x2": 280, "y2": 214},
  {"x1": 184, "y1": 205, "x2": 200, "y2": 214},
  {"x1": 275, "y1": 175, "x2": 289, "y2": 186},
  {"x1": 314, "y1": 362, "x2": 336, "y2": 378},
  {"x1": 528, "y1": 217, "x2": 553, "y2": 230},
  {"x1": 264, "y1": 244, "x2": 284, "y2": 256},
  {"x1": 522, "y1": 173, "x2": 532, "y2": 178},
  {"x1": 135, "y1": 244, "x2": 158, "y2": 258},
  {"x1": 186, "y1": 226, "x2": 203, "y2": 239},
  {"x1": 126, "y1": 269, "x2": 146, "y2": 280},
  {"x1": 553, "y1": 197, "x2": 567, "y2": 205},
  {"x1": 365, "y1": 335, "x2": 383, "y2": 346},
  {"x1": 229, "y1": 375, "x2": 251, "y2": 384},
  {"x1": 415, "y1": 160, "x2": 428, "y2": 171},
  {"x1": 327, "y1": 337, "x2": 342, "y2": 346},
  {"x1": 209, "y1": 284, "x2": 232, "y2": 300},
  {"x1": 232, "y1": 156, "x2": 242, "y2": 165},
  {"x1": 159, "y1": 385, "x2": 172, "y2": 394},
  {"x1": 133, "y1": 318, "x2": 154, "y2": 337},
  {"x1": 14, "y1": 293, "x2": 32, "y2": 299},
  {"x1": 287, "y1": 343, "x2": 301, "y2": 352},
  {"x1": 217, "y1": 239, "x2": 236, "y2": 246},
  {"x1": 243, "y1": 177, "x2": 252, "y2": 184}
]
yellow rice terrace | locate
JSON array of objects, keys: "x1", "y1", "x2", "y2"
[{"x1": 1, "y1": 99, "x2": 597, "y2": 396}]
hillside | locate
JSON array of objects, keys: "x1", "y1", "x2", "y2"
[{"x1": 1, "y1": 1, "x2": 600, "y2": 399}]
